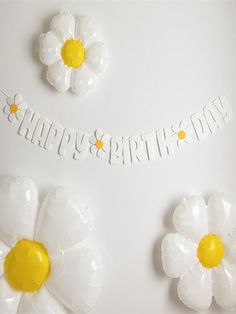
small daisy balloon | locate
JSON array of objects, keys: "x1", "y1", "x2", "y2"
[
  {"x1": 0, "y1": 176, "x2": 103, "y2": 313},
  {"x1": 161, "y1": 193, "x2": 236, "y2": 311},
  {"x1": 39, "y1": 12, "x2": 108, "y2": 95}
]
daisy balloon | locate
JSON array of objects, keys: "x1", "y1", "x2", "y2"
[
  {"x1": 162, "y1": 193, "x2": 236, "y2": 311},
  {"x1": 39, "y1": 12, "x2": 108, "y2": 95},
  {"x1": 0, "y1": 176, "x2": 103, "y2": 314}
]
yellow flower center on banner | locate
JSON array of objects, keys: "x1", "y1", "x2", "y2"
[
  {"x1": 178, "y1": 130, "x2": 186, "y2": 140},
  {"x1": 5, "y1": 239, "x2": 50, "y2": 292},
  {"x1": 197, "y1": 234, "x2": 224, "y2": 268},
  {"x1": 61, "y1": 39, "x2": 86, "y2": 68},
  {"x1": 96, "y1": 140, "x2": 104, "y2": 149},
  {"x1": 10, "y1": 104, "x2": 18, "y2": 113}
]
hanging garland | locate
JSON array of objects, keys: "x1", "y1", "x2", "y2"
[{"x1": 1, "y1": 91, "x2": 232, "y2": 165}]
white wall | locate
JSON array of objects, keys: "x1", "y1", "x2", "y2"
[{"x1": 0, "y1": 1, "x2": 235, "y2": 313}]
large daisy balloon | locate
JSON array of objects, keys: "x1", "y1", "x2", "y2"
[
  {"x1": 162, "y1": 193, "x2": 236, "y2": 311},
  {"x1": 39, "y1": 12, "x2": 108, "y2": 95},
  {"x1": 0, "y1": 176, "x2": 103, "y2": 313}
]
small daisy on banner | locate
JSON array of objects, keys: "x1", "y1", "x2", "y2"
[
  {"x1": 89, "y1": 129, "x2": 110, "y2": 159},
  {"x1": 3, "y1": 94, "x2": 28, "y2": 123},
  {"x1": 171, "y1": 120, "x2": 193, "y2": 148}
]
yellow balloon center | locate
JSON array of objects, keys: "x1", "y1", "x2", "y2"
[
  {"x1": 178, "y1": 130, "x2": 186, "y2": 140},
  {"x1": 197, "y1": 234, "x2": 224, "y2": 268},
  {"x1": 4, "y1": 239, "x2": 50, "y2": 292},
  {"x1": 61, "y1": 39, "x2": 86, "y2": 68},
  {"x1": 10, "y1": 104, "x2": 18, "y2": 113},
  {"x1": 96, "y1": 140, "x2": 104, "y2": 149}
]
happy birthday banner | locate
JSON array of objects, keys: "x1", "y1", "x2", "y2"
[{"x1": 1, "y1": 92, "x2": 232, "y2": 165}]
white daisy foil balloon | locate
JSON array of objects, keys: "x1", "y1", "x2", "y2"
[
  {"x1": 161, "y1": 193, "x2": 236, "y2": 311},
  {"x1": 39, "y1": 12, "x2": 108, "y2": 95},
  {"x1": 0, "y1": 176, "x2": 103, "y2": 313}
]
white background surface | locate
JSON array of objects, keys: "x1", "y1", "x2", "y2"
[{"x1": 0, "y1": 1, "x2": 236, "y2": 314}]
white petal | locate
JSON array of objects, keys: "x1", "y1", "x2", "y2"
[
  {"x1": 8, "y1": 113, "x2": 16, "y2": 123},
  {"x1": 177, "y1": 263, "x2": 212, "y2": 311},
  {"x1": 101, "y1": 134, "x2": 110, "y2": 143},
  {"x1": 14, "y1": 94, "x2": 22, "y2": 104},
  {"x1": 173, "y1": 195, "x2": 208, "y2": 243},
  {"x1": 184, "y1": 134, "x2": 192, "y2": 143},
  {"x1": 208, "y1": 193, "x2": 236, "y2": 264},
  {"x1": 224, "y1": 229, "x2": 236, "y2": 264},
  {"x1": 97, "y1": 148, "x2": 106, "y2": 159},
  {"x1": 171, "y1": 124, "x2": 179, "y2": 134},
  {"x1": 86, "y1": 42, "x2": 107, "y2": 73},
  {"x1": 18, "y1": 286, "x2": 67, "y2": 314},
  {"x1": 16, "y1": 111, "x2": 24, "y2": 121},
  {"x1": 161, "y1": 233, "x2": 197, "y2": 278},
  {"x1": 50, "y1": 12, "x2": 75, "y2": 42},
  {"x1": 46, "y1": 247, "x2": 103, "y2": 313},
  {"x1": 6, "y1": 97, "x2": 13, "y2": 105},
  {"x1": 76, "y1": 15, "x2": 99, "y2": 45},
  {"x1": 35, "y1": 186, "x2": 93, "y2": 255},
  {"x1": 0, "y1": 277, "x2": 22, "y2": 313},
  {"x1": 71, "y1": 65, "x2": 96, "y2": 96},
  {"x1": 3, "y1": 105, "x2": 10, "y2": 114},
  {"x1": 47, "y1": 60, "x2": 71, "y2": 93},
  {"x1": 177, "y1": 139, "x2": 185, "y2": 148},
  {"x1": 213, "y1": 260, "x2": 236, "y2": 310},
  {"x1": 89, "y1": 136, "x2": 97, "y2": 145},
  {"x1": 179, "y1": 120, "x2": 188, "y2": 129},
  {"x1": 0, "y1": 242, "x2": 10, "y2": 277},
  {"x1": 102, "y1": 141, "x2": 110, "y2": 153},
  {"x1": 90, "y1": 145, "x2": 98, "y2": 156},
  {"x1": 207, "y1": 192, "x2": 236, "y2": 237},
  {"x1": 95, "y1": 129, "x2": 103, "y2": 140},
  {"x1": 18, "y1": 102, "x2": 28, "y2": 111},
  {"x1": 39, "y1": 31, "x2": 62, "y2": 66},
  {"x1": 0, "y1": 177, "x2": 38, "y2": 247}
]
